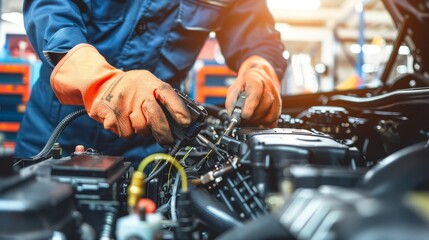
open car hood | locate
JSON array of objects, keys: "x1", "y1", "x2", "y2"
[{"x1": 383, "y1": 0, "x2": 429, "y2": 75}]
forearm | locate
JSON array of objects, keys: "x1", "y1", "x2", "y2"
[
  {"x1": 24, "y1": 0, "x2": 88, "y2": 69},
  {"x1": 216, "y1": 0, "x2": 286, "y2": 80}
]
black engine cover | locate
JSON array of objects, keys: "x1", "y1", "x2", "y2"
[{"x1": 238, "y1": 128, "x2": 360, "y2": 196}]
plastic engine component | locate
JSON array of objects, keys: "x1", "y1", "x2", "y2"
[
  {"x1": 238, "y1": 128, "x2": 361, "y2": 197},
  {"x1": 0, "y1": 174, "x2": 79, "y2": 239},
  {"x1": 278, "y1": 187, "x2": 429, "y2": 240}
]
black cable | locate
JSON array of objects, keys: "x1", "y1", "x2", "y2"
[
  {"x1": 194, "y1": 156, "x2": 208, "y2": 171},
  {"x1": 155, "y1": 199, "x2": 171, "y2": 214},
  {"x1": 214, "y1": 147, "x2": 228, "y2": 161},
  {"x1": 31, "y1": 109, "x2": 87, "y2": 159},
  {"x1": 143, "y1": 161, "x2": 168, "y2": 183},
  {"x1": 194, "y1": 144, "x2": 231, "y2": 171}
]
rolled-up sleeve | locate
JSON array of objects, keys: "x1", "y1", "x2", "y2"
[
  {"x1": 216, "y1": 0, "x2": 287, "y2": 80},
  {"x1": 24, "y1": 0, "x2": 88, "y2": 69}
]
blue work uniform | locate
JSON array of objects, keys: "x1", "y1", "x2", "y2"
[{"x1": 16, "y1": 0, "x2": 286, "y2": 163}]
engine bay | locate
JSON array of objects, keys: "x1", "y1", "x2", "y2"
[
  {"x1": 1, "y1": 85, "x2": 428, "y2": 239},
  {"x1": 1, "y1": 0, "x2": 429, "y2": 239}
]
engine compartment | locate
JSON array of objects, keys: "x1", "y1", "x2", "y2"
[
  {"x1": 2, "y1": 1, "x2": 429, "y2": 237},
  {"x1": 1, "y1": 85, "x2": 428, "y2": 239}
]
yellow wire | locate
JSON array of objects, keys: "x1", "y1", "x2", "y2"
[
  {"x1": 149, "y1": 159, "x2": 162, "y2": 175},
  {"x1": 182, "y1": 147, "x2": 194, "y2": 161},
  {"x1": 202, "y1": 148, "x2": 214, "y2": 160},
  {"x1": 202, "y1": 135, "x2": 223, "y2": 161},
  {"x1": 137, "y1": 153, "x2": 188, "y2": 192}
]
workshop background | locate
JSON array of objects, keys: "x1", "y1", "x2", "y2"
[{"x1": 0, "y1": 0, "x2": 405, "y2": 152}]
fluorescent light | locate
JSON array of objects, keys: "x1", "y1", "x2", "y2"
[
  {"x1": 350, "y1": 44, "x2": 381, "y2": 54},
  {"x1": 357, "y1": 45, "x2": 410, "y2": 55},
  {"x1": 267, "y1": 0, "x2": 321, "y2": 11},
  {"x1": 1, "y1": 12, "x2": 24, "y2": 27},
  {"x1": 350, "y1": 44, "x2": 362, "y2": 54},
  {"x1": 363, "y1": 45, "x2": 381, "y2": 54},
  {"x1": 398, "y1": 46, "x2": 410, "y2": 55}
]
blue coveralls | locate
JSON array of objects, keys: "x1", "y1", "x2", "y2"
[{"x1": 16, "y1": 0, "x2": 286, "y2": 163}]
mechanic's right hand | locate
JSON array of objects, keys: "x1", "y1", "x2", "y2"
[{"x1": 50, "y1": 44, "x2": 191, "y2": 146}]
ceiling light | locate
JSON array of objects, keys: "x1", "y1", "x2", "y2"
[
  {"x1": 398, "y1": 46, "x2": 410, "y2": 55},
  {"x1": 267, "y1": 0, "x2": 321, "y2": 11},
  {"x1": 350, "y1": 44, "x2": 381, "y2": 55}
]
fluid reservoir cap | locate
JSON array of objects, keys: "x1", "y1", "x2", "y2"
[
  {"x1": 138, "y1": 198, "x2": 157, "y2": 214},
  {"x1": 74, "y1": 145, "x2": 85, "y2": 154}
]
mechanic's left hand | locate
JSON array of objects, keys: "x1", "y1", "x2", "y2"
[{"x1": 225, "y1": 55, "x2": 282, "y2": 127}]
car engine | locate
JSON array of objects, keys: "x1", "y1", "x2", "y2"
[
  {"x1": 1, "y1": 85, "x2": 428, "y2": 240},
  {"x1": 1, "y1": 0, "x2": 429, "y2": 239}
]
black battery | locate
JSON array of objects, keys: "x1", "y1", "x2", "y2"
[
  {"x1": 47, "y1": 154, "x2": 131, "y2": 238},
  {"x1": 50, "y1": 154, "x2": 131, "y2": 201}
]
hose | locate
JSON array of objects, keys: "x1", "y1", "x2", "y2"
[
  {"x1": 362, "y1": 141, "x2": 429, "y2": 198},
  {"x1": 31, "y1": 109, "x2": 87, "y2": 159},
  {"x1": 128, "y1": 153, "x2": 188, "y2": 209},
  {"x1": 329, "y1": 88, "x2": 429, "y2": 110},
  {"x1": 137, "y1": 153, "x2": 187, "y2": 192},
  {"x1": 190, "y1": 187, "x2": 242, "y2": 233}
]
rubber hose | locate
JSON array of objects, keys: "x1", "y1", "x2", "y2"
[
  {"x1": 362, "y1": 141, "x2": 429, "y2": 198},
  {"x1": 190, "y1": 187, "x2": 242, "y2": 233},
  {"x1": 329, "y1": 88, "x2": 429, "y2": 110}
]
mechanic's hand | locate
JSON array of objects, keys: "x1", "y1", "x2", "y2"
[
  {"x1": 50, "y1": 44, "x2": 191, "y2": 146},
  {"x1": 225, "y1": 55, "x2": 282, "y2": 127}
]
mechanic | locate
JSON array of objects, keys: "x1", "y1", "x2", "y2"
[{"x1": 15, "y1": 0, "x2": 287, "y2": 164}]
